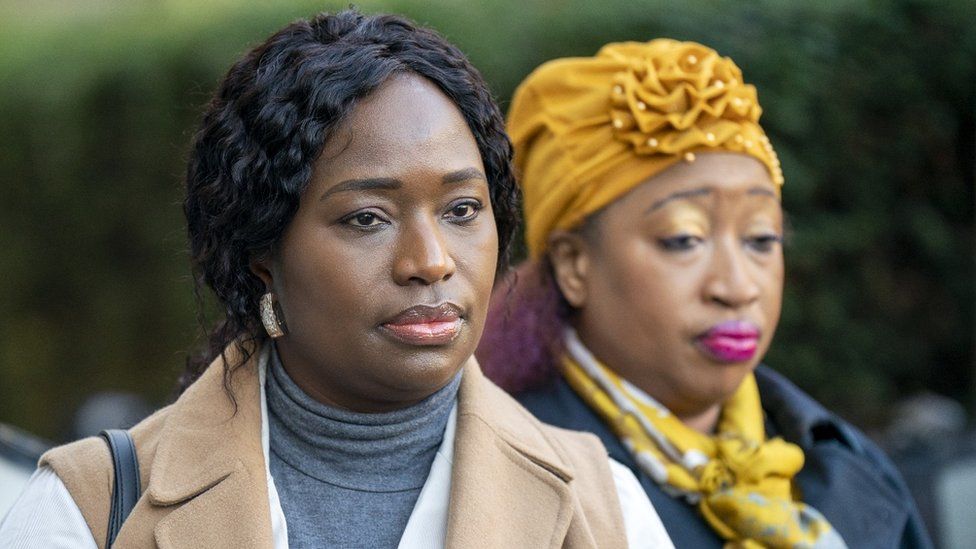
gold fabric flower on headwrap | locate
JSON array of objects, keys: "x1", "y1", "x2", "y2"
[{"x1": 508, "y1": 39, "x2": 783, "y2": 258}]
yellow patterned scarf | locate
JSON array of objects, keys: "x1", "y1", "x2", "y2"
[{"x1": 562, "y1": 331, "x2": 846, "y2": 549}]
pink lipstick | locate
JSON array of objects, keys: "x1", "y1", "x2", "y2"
[
  {"x1": 381, "y1": 303, "x2": 462, "y2": 346},
  {"x1": 696, "y1": 320, "x2": 760, "y2": 363}
]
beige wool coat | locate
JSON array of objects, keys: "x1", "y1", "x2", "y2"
[{"x1": 41, "y1": 349, "x2": 631, "y2": 548}]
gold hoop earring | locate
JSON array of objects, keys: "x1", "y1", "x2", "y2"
[{"x1": 260, "y1": 292, "x2": 287, "y2": 338}]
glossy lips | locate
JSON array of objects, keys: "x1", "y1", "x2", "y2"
[
  {"x1": 380, "y1": 303, "x2": 463, "y2": 346},
  {"x1": 696, "y1": 320, "x2": 760, "y2": 363}
]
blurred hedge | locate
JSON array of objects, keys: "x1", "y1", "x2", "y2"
[{"x1": 0, "y1": 0, "x2": 972, "y2": 440}]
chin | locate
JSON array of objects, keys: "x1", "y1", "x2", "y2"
[
  {"x1": 388, "y1": 347, "x2": 469, "y2": 386},
  {"x1": 719, "y1": 366, "x2": 755, "y2": 398},
  {"x1": 686, "y1": 362, "x2": 753, "y2": 404}
]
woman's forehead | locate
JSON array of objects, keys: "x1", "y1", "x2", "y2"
[
  {"x1": 314, "y1": 74, "x2": 482, "y2": 184},
  {"x1": 324, "y1": 75, "x2": 469, "y2": 157},
  {"x1": 593, "y1": 153, "x2": 779, "y2": 223},
  {"x1": 632, "y1": 154, "x2": 776, "y2": 203}
]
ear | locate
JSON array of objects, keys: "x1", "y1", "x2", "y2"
[
  {"x1": 249, "y1": 253, "x2": 275, "y2": 291},
  {"x1": 547, "y1": 230, "x2": 591, "y2": 308}
]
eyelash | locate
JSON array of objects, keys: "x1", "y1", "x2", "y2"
[
  {"x1": 340, "y1": 199, "x2": 483, "y2": 231},
  {"x1": 341, "y1": 209, "x2": 389, "y2": 231},
  {"x1": 745, "y1": 233, "x2": 783, "y2": 253},
  {"x1": 656, "y1": 233, "x2": 783, "y2": 253},
  {"x1": 444, "y1": 199, "x2": 483, "y2": 224},
  {"x1": 658, "y1": 234, "x2": 702, "y2": 251}
]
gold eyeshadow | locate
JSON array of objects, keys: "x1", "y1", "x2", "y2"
[{"x1": 653, "y1": 202, "x2": 710, "y2": 236}]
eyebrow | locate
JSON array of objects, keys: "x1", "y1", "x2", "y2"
[
  {"x1": 747, "y1": 187, "x2": 779, "y2": 200},
  {"x1": 442, "y1": 167, "x2": 487, "y2": 185},
  {"x1": 646, "y1": 187, "x2": 712, "y2": 213},
  {"x1": 320, "y1": 177, "x2": 401, "y2": 202},
  {"x1": 645, "y1": 185, "x2": 779, "y2": 213},
  {"x1": 320, "y1": 168, "x2": 486, "y2": 202}
]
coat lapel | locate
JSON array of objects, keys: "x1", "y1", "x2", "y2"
[
  {"x1": 147, "y1": 347, "x2": 274, "y2": 548},
  {"x1": 445, "y1": 360, "x2": 581, "y2": 549}
]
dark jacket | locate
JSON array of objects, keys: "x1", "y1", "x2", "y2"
[{"x1": 517, "y1": 365, "x2": 933, "y2": 549}]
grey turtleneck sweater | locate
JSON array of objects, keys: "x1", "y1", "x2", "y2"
[{"x1": 266, "y1": 349, "x2": 460, "y2": 549}]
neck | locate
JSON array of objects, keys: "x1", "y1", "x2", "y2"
[
  {"x1": 675, "y1": 404, "x2": 721, "y2": 434},
  {"x1": 266, "y1": 346, "x2": 460, "y2": 491},
  {"x1": 565, "y1": 328, "x2": 725, "y2": 435}
]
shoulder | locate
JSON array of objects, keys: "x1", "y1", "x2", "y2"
[
  {"x1": 466, "y1": 364, "x2": 609, "y2": 464},
  {"x1": 35, "y1": 404, "x2": 172, "y2": 547},
  {"x1": 755, "y1": 365, "x2": 907, "y2": 479},
  {"x1": 0, "y1": 466, "x2": 97, "y2": 548},
  {"x1": 755, "y1": 365, "x2": 893, "y2": 464},
  {"x1": 41, "y1": 402, "x2": 171, "y2": 487},
  {"x1": 756, "y1": 365, "x2": 933, "y2": 548},
  {"x1": 463, "y1": 365, "x2": 621, "y2": 487}
]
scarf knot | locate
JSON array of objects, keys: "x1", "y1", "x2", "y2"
[
  {"x1": 561, "y1": 329, "x2": 846, "y2": 548},
  {"x1": 698, "y1": 458, "x2": 735, "y2": 495}
]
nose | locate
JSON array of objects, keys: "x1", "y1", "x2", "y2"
[
  {"x1": 703, "y1": 236, "x2": 761, "y2": 309},
  {"x1": 392, "y1": 218, "x2": 456, "y2": 286}
]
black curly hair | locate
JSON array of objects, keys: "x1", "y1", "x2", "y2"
[{"x1": 179, "y1": 9, "x2": 520, "y2": 393}]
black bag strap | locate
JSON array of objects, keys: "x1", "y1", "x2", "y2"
[{"x1": 100, "y1": 429, "x2": 141, "y2": 548}]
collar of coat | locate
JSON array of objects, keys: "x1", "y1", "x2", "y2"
[
  {"x1": 140, "y1": 344, "x2": 590, "y2": 548},
  {"x1": 753, "y1": 365, "x2": 862, "y2": 452}
]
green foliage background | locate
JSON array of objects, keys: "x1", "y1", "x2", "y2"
[{"x1": 1, "y1": 0, "x2": 972, "y2": 440}]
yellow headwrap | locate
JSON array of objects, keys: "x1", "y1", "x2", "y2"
[{"x1": 508, "y1": 39, "x2": 784, "y2": 258}]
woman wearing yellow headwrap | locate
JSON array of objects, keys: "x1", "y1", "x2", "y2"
[{"x1": 478, "y1": 39, "x2": 932, "y2": 548}]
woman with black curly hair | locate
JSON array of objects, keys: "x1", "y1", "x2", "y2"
[{"x1": 0, "y1": 10, "x2": 671, "y2": 549}]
